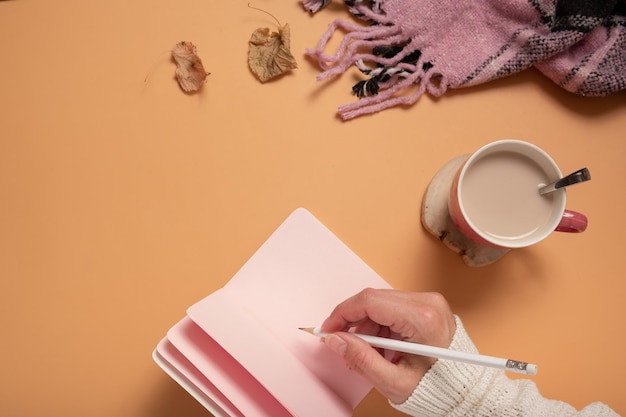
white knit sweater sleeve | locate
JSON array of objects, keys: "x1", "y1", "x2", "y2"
[{"x1": 391, "y1": 316, "x2": 619, "y2": 417}]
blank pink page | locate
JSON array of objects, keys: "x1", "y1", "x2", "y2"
[{"x1": 187, "y1": 208, "x2": 392, "y2": 417}]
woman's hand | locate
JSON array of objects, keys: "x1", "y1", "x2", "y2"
[{"x1": 320, "y1": 288, "x2": 456, "y2": 404}]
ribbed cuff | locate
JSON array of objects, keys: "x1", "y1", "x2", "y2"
[
  {"x1": 390, "y1": 317, "x2": 619, "y2": 417},
  {"x1": 390, "y1": 315, "x2": 498, "y2": 417}
]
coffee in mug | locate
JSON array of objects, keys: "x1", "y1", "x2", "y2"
[{"x1": 448, "y1": 140, "x2": 587, "y2": 249}]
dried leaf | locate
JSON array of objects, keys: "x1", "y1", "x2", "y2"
[
  {"x1": 248, "y1": 23, "x2": 297, "y2": 82},
  {"x1": 171, "y1": 41, "x2": 209, "y2": 93}
]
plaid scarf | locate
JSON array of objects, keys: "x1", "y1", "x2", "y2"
[{"x1": 305, "y1": 0, "x2": 626, "y2": 120}]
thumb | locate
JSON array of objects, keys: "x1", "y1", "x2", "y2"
[{"x1": 324, "y1": 333, "x2": 418, "y2": 404}]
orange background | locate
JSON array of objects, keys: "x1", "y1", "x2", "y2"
[{"x1": 1, "y1": 1, "x2": 625, "y2": 416}]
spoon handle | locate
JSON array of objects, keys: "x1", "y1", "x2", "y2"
[{"x1": 539, "y1": 168, "x2": 591, "y2": 195}]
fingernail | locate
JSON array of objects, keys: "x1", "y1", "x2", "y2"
[{"x1": 324, "y1": 334, "x2": 347, "y2": 356}]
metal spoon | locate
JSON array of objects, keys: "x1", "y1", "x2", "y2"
[{"x1": 538, "y1": 168, "x2": 591, "y2": 195}]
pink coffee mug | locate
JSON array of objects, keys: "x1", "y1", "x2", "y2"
[{"x1": 448, "y1": 140, "x2": 587, "y2": 249}]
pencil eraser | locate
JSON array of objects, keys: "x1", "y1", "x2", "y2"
[{"x1": 527, "y1": 364, "x2": 538, "y2": 376}]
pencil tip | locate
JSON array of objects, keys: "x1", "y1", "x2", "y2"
[{"x1": 298, "y1": 327, "x2": 315, "y2": 334}]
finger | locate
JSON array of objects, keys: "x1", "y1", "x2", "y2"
[
  {"x1": 322, "y1": 289, "x2": 429, "y2": 333},
  {"x1": 325, "y1": 332, "x2": 421, "y2": 404},
  {"x1": 322, "y1": 289, "x2": 454, "y2": 347},
  {"x1": 321, "y1": 289, "x2": 406, "y2": 331},
  {"x1": 352, "y1": 318, "x2": 382, "y2": 336}
]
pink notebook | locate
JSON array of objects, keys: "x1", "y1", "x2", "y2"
[{"x1": 153, "y1": 208, "x2": 392, "y2": 417}]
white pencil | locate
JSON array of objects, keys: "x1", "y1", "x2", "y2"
[{"x1": 299, "y1": 327, "x2": 537, "y2": 376}]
